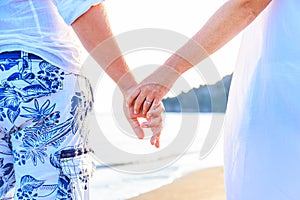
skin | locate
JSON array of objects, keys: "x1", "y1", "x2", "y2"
[
  {"x1": 71, "y1": 3, "x2": 163, "y2": 148},
  {"x1": 128, "y1": 0, "x2": 272, "y2": 115}
]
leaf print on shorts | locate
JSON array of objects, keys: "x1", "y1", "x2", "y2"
[
  {"x1": 0, "y1": 86, "x2": 22, "y2": 123},
  {"x1": 0, "y1": 59, "x2": 19, "y2": 71},
  {"x1": 20, "y1": 99, "x2": 56, "y2": 122},
  {"x1": 56, "y1": 175, "x2": 72, "y2": 200},
  {"x1": 0, "y1": 158, "x2": 15, "y2": 198},
  {"x1": 12, "y1": 112, "x2": 71, "y2": 166},
  {"x1": 0, "y1": 54, "x2": 94, "y2": 199},
  {"x1": 0, "y1": 58, "x2": 66, "y2": 124},
  {"x1": 16, "y1": 175, "x2": 44, "y2": 200}
]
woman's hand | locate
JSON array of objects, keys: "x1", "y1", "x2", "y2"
[
  {"x1": 128, "y1": 65, "x2": 180, "y2": 115},
  {"x1": 129, "y1": 82, "x2": 168, "y2": 115}
]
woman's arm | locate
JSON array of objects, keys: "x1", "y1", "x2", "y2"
[{"x1": 130, "y1": 0, "x2": 272, "y2": 114}]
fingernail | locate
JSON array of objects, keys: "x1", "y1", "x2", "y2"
[
  {"x1": 138, "y1": 134, "x2": 144, "y2": 139},
  {"x1": 150, "y1": 140, "x2": 154, "y2": 145}
]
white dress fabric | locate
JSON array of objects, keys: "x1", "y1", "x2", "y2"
[{"x1": 224, "y1": 0, "x2": 300, "y2": 199}]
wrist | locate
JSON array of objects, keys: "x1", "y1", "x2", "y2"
[
  {"x1": 144, "y1": 65, "x2": 180, "y2": 91},
  {"x1": 164, "y1": 54, "x2": 193, "y2": 75},
  {"x1": 117, "y1": 72, "x2": 138, "y2": 96}
]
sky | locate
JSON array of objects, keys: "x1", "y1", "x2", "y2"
[
  {"x1": 104, "y1": 0, "x2": 242, "y2": 77},
  {"x1": 81, "y1": 0, "x2": 243, "y2": 112}
]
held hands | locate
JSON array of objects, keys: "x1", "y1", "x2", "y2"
[
  {"x1": 123, "y1": 87, "x2": 164, "y2": 148},
  {"x1": 123, "y1": 66, "x2": 179, "y2": 148},
  {"x1": 128, "y1": 66, "x2": 178, "y2": 116},
  {"x1": 128, "y1": 82, "x2": 168, "y2": 116},
  {"x1": 125, "y1": 67, "x2": 178, "y2": 148}
]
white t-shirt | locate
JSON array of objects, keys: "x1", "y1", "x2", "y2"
[{"x1": 0, "y1": 0, "x2": 104, "y2": 73}]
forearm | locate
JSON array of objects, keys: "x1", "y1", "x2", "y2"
[
  {"x1": 164, "y1": 0, "x2": 272, "y2": 75},
  {"x1": 71, "y1": 3, "x2": 136, "y2": 94}
]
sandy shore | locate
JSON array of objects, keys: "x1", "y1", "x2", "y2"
[{"x1": 130, "y1": 167, "x2": 225, "y2": 200}]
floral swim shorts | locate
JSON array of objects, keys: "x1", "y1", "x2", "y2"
[{"x1": 0, "y1": 51, "x2": 94, "y2": 200}]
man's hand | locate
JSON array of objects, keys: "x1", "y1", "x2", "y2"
[{"x1": 142, "y1": 103, "x2": 164, "y2": 148}]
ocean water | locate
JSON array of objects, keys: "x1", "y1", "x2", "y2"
[{"x1": 89, "y1": 113, "x2": 225, "y2": 200}]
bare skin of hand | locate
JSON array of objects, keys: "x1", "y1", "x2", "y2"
[
  {"x1": 123, "y1": 99, "x2": 164, "y2": 148},
  {"x1": 142, "y1": 103, "x2": 164, "y2": 148},
  {"x1": 128, "y1": 66, "x2": 179, "y2": 115}
]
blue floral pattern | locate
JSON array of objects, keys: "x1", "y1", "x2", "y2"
[
  {"x1": 0, "y1": 54, "x2": 94, "y2": 199},
  {"x1": 0, "y1": 157, "x2": 15, "y2": 197},
  {"x1": 0, "y1": 125, "x2": 15, "y2": 198},
  {"x1": 16, "y1": 175, "x2": 44, "y2": 200},
  {"x1": 0, "y1": 58, "x2": 65, "y2": 125}
]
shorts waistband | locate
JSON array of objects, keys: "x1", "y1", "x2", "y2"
[{"x1": 0, "y1": 51, "x2": 42, "y2": 60}]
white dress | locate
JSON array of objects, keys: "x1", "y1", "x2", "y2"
[{"x1": 224, "y1": 0, "x2": 300, "y2": 199}]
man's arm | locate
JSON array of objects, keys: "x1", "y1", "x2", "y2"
[
  {"x1": 71, "y1": 3, "x2": 147, "y2": 139},
  {"x1": 71, "y1": 3, "x2": 136, "y2": 94}
]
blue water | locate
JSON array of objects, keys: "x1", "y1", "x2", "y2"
[{"x1": 89, "y1": 113, "x2": 224, "y2": 200}]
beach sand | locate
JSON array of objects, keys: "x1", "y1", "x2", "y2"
[{"x1": 130, "y1": 167, "x2": 225, "y2": 200}]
